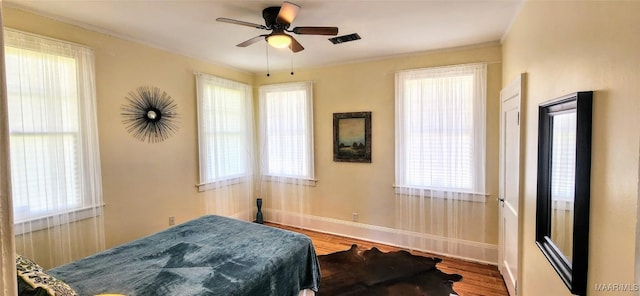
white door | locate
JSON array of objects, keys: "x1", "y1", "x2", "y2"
[{"x1": 499, "y1": 74, "x2": 523, "y2": 296}]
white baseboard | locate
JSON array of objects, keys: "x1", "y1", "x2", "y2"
[{"x1": 263, "y1": 208, "x2": 498, "y2": 265}]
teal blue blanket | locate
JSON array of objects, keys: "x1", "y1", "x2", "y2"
[{"x1": 48, "y1": 215, "x2": 321, "y2": 296}]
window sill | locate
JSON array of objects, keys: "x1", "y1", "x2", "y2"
[
  {"x1": 262, "y1": 175, "x2": 317, "y2": 187},
  {"x1": 196, "y1": 176, "x2": 248, "y2": 192},
  {"x1": 13, "y1": 204, "x2": 105, "y2": 235},
  {"x1": 393, "y1": 185, "x2": 488, "y2": 202}
]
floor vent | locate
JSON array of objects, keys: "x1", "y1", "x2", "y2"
[{"x1": 329, "y1": 33, "x2": 361, "y2": 44}]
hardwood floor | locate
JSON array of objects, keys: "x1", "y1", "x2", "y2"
[{"x1": 267, "y1": 222, "x2": 509, "y2": 296}]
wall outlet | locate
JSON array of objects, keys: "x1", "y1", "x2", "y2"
[
  {"x1": 352, "y1": 213, "x2": 358, "y2": 222},
  {"x1": 169, "y1": 216, "x2": 175, "y2": 226}
]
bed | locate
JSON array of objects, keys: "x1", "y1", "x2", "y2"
[{"x1": 46, "y1": 215, "x2": 321, "y2": 296}]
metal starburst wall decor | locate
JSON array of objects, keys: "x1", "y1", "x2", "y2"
[{"x1": 121, "y1": 86, "x2": 179, "y2": 143}]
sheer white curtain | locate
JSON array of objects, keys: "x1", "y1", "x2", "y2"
[
  {"x1": 394, "y1": 64, "x2": 488, "y2": 258},
  {"x1": 0, "y1": 8, "x2": 18, "y2": 295},
  {"x1": 196, "y1": 73, "x2": 255, "y2": 220},
  {"x1": 258, "y1": 82, "x2": 314, "y2": 226},
  {"x1": 5, "y1": 29, "x2": 104, "y2": 269}
]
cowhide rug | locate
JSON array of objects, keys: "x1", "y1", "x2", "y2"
[{"x1": 317, "y1": 244, "x2": 462, "y2": 296}]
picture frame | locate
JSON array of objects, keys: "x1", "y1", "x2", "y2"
[{"x1": 333, "y1": 112, "x2": 371, "y2": 163}]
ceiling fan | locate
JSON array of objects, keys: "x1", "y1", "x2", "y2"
[{"x1": 216, "y1": 1, "x2": 339, "y2": 53}]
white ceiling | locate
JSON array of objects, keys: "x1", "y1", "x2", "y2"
[{"x1": 4, "y1": 0, "x2": 523, "y2": 73}]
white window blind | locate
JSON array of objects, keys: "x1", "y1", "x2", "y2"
[
  {"x1": 259, "y1": 81, "x2": 314, "y2": 180},
  {"x1": 195, "y1": 73, "x2": 254, "y2": 191},
  {"x1": 395, "y1": 64, "x2": 486, "y2": 196},
  {"x1": 4, "y1": 29, "x2": 102, "y2": 223}
]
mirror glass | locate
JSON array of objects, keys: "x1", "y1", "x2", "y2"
[{"x1": 550, "y1": 111, "x2": 576, "y2": 263}]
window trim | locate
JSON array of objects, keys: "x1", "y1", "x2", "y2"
[
  {"x1": 392, "y1": 185, "x2": 488, "y2": 202},
  {"x1": 261, "y1": 175, "x2": 317, "y2": 187},
  {"x1": 13, "y1": 205, "x2": 105, "y2": 236},
  {"x1": 259, "y1": 81, "x2": 315, "y2": 181},
  {"x1": 194, "y1": 72, "x2": 254, "y2": 191},
  {"x1": 395, "y1": 63, "x2": 487, "y2": 200},
  {"x1": 5, "y1": 28, "x2": 103, "y2": 226},
  {"x1": 196, "y1": 175, "x2": 248, "y2": 192}
]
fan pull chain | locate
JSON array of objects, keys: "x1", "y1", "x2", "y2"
[
  {"x1": 290, "y1": 51, "x2": 294, "y2": 75},
  {"x1": 265, "y1": 43, "x2": 270, "y2": 77}
]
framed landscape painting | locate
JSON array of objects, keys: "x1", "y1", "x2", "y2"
[{"x1": 333, "y1": 112, "x2": 371, "y2": 163}]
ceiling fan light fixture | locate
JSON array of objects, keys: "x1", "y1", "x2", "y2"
[
  {"x1": 267, "y1": 34, "x2": 292, "y2": 49},
  {"x1": 218, "y1": 1, "x2": 338, "y2": 53}
]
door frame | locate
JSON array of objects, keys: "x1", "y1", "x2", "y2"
[{"x1": 498, "y1": 73, "x2": 524, "y2": 296}]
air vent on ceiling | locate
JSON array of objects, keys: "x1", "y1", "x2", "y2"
[{"x1": 329, "y1": 33, "x2": 361, "y2": 45}]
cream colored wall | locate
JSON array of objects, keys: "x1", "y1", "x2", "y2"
[
  {"x1": 3, "y1": 7, "x2": 254, "y2": 249},
  {"x1": 255, "y1": 44, "x2": 502, "y2": 246},
  {"x1": 502, "y1": 1, "x2": 640, "y2": 295}
]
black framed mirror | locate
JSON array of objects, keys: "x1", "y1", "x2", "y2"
[{"x1": 536, "y1": 91, "x2": 592, "y2": 295}]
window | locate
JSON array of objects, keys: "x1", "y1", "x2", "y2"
[
  {"x1": 395, "y1": 64, "x2": 486, "y2": 196},
  {"x1": 4, "y1": 29, "x2": 102, "y2": 224},
  {"x1": 195, "y1": 73, "x2": 254, "y2": 191},
  {"x1": 259, "y1": 82, "x2": 314, "y2": 181}
]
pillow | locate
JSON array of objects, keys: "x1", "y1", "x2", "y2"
[{"x1": 16, "y1": 255, "x2": 78, "y2": 296}]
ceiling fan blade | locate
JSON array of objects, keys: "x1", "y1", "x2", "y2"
[
  {"x1": 217, "y1": 17, "x2": 267, "y2": 30},
  {"x1": 237, "y1": 35, "x2": 267, "y2": 47},
  {"x1": 276, "y1": 1, "x2": 300, "y2": 25},
  {"x1": 292, "y1": 26, "x2": 339, "y2": 36},
  {"x1": 289, "y1": 36, "x2": 304, "y2": 53}
]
